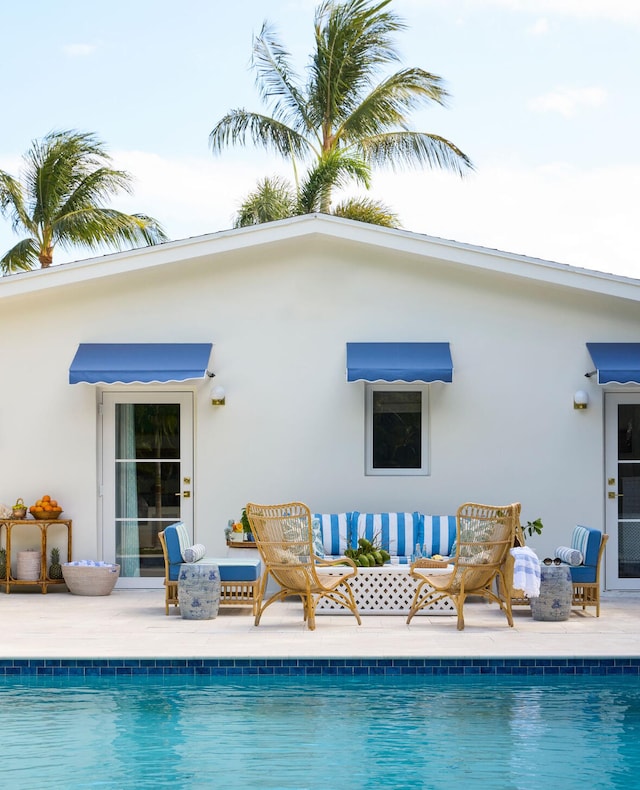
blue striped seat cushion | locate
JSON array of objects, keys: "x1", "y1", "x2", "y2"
[
  {"x1": 423, "y1": 515, "x2": 457, "y2": 557},
  {"x1": 313, "y1": 513, "x2": 350, "y2": 556},
  {"x1": 352, "y1": 512, "x2": 420, "y2": 558}
]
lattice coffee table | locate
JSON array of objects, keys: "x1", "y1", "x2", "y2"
[{"x1": 315, "y1": 564, "x2": 455, "y2": 615}]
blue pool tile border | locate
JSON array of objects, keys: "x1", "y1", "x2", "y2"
[{"x1": 0, "y1": 657, "x2": 639, "y2": 677}]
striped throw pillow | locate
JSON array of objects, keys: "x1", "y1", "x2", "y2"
[
  {"x1": 555, "y1": 545, "x2": 583, "y2": 566},
  {"x1": 182, "y1": 543, "x2": 206, "y2": 563}
]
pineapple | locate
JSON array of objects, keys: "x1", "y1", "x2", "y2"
[{"x1": 49, "y1": 547, "x2": 63, "y2": 580}]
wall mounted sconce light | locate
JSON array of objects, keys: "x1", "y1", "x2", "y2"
[
  {"x1": 573, "y1": 390, "x2": 589, "y2": 410},
  {"x1": 211, "y1": 384, "x2": 226, "y2": 406}
]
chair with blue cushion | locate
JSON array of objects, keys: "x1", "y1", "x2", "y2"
[
  {"x1": 561, "y1": 525, "x2": 608, "y2": 617},
  {"x1": 158, "y1": 529, "x2": 179, "y2": 615},
  {"x1": 159, "y1": 522, "x2": 263, "y2": 616}
]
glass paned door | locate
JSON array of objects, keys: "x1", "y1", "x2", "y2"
[
  {"x1": 102, "y1": 392, "x2": 194, "y2": 588},
  {"x1": 605, "y1": 393, "x2": 640, "y2": 590}
]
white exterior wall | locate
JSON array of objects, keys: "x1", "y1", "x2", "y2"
[{"x1": 1, "y1": 219, "x2": 639, "y2": 563}]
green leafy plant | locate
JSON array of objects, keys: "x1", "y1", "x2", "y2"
[
  {"x1": 525, "y1": 518, "x2": 544, "y2": 538},
  {"x1": 240, "y1": 508, "x2": 252, "y2": 534}
]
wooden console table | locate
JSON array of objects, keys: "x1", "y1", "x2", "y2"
[{"x1": 0, "y1": 518, "x2": 72, "y2": 593}]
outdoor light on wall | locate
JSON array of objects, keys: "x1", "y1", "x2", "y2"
[
  {"x1": 573, "y1": 390, "x2": 589, "y2": 410},
  {"x1": 211, "y1": 384, "x2": 226, "y2": 406}
]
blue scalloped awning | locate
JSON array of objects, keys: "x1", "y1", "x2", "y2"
[
  {"x1": 346, "y1": 342, "x2": 453, "y2": 383},
  {"x1": 586, "y1": 343, "x2": 640, "y2": 385},
  {"x1": 69, "y1": 343, "x2": 213, "y2": 384}
]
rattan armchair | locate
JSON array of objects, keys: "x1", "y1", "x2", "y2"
[
  {"x1": 158, "y1": 530, "x2": 179, "y2": 615},
  {"x1": 406, "y1": 502, "x2": 519, "y2": 630},
  {"x1": 245, "y1": 502, "x2": 362, "y2": 630}
]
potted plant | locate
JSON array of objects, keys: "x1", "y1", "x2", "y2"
[
  {"x1": 240, "y1": 508, "x2": 253, "y2": 540},
  {"x1": 525, "y1": 518, "x2": 544, "y2": 538}
]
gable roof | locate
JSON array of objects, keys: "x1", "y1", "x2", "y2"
[{"x1": 1, "y1": 213, "x2": 638, "y2": 303}]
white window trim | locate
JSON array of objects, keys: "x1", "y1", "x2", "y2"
[{"x1": 365, "y1": 383, "x2": 430, "y2": 476}]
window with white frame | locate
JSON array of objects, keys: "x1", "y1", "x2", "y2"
[{"x1": 365, "y1": 384, "x2": 429, "y2": 476}]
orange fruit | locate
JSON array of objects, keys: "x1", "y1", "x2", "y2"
[
  {"x1": 42, "y1": 495, "x2": 51, "y2": 502},
  {"x1": 34, "y1": 506, "x2": 43, "y2": 513},
  {"x1": 50, "y1": 500, "x2": 58, "y2": 507}
]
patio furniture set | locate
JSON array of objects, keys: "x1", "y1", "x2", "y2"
[{"x1": 158, "y1": 505, "x2": 608, "y2": 630}]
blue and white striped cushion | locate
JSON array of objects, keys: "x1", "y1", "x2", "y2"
[
  {"x1": 313, "y1": 513, "x2": 350, "y2": 556},
  {"x1": 353, "y1": 512, "x2": 419, "y2": 557},
  {"x1": 571, "y1": 526, "x2": 591, "y2": 560},
  {"x1": 555, "y1": 545, "x2": 583, "y2": 566},
  {"x1": 182, "y1": 543, "x2": 206, "y2": 563},
  {"x1": 423, "y1": 515, "x2": 457, "y2": 557},
  {"x1": 175, "y1": 522, "x2": 191, "y2": 556}
]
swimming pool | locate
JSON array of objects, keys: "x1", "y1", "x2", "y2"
[{"x1": 2, "y1": 674, "x2": 639, "y2": 789}]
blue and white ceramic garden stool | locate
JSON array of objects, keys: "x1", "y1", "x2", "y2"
[
  {"x1": 530, "y1": 562, "x2": 572, "y2": 621},
  {"x1": 178, "y1": 561, "x2": 221, "y2": 620}
]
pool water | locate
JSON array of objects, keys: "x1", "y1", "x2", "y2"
[{"x1": 1, "y1": 675, "x2": 639, "y2": 789}]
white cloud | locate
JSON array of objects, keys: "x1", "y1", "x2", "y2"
[
  {"x1": 62, "y1": 43, "x2": 96, "y2": 57},
  {"x1": 463, "y1": 0, "x2": 640, "y2": 24},
  {"x1": 528, "y1": 18, "x2": 550, "y2": 35},
  {"x1": 113, "y1": 149, "x2": 293, "y2": 239},
  {"x1": 369, "y1": 161, "x2": 639, "y2": 278},
  {"x1": 112, "y1": 149, "x2": 639, "y2": 281},
  {"x1": 528, "y1": 86, "x2": 607, "y2": 118}
]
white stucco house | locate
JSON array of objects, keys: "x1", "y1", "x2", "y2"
[{"x1": 1, "y1": 214, "x2": 639, "y2": 592}]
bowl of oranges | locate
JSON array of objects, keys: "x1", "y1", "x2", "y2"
[{"x1": 30, "y1": 495, "x2": 63, "y2": 520}]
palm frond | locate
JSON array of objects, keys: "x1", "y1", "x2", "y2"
[
  {"x1": 0, "y1": 171, "x2": 35, "y2": 234},
  {"x1": 53, "y1": 208, "x2": 167, "y2": 251},
  {"x1": 359, "y1": 131, "x2": 474, "y2": 175},
  {"x1": 309, "y1": 0, "x2": 403, "y2": 130},
  {"x1": 333, "y1": 195, "x2": 399, "y2": 227},
  {"x1": 0, "y1": 238, "x2": 40, "y2": 274},
  {"x1": 56, "y1": 167, "x2": 133, "y2": 219},
  {"x1": 297, "y1": 151, "x2": 371, "y2": 213},
  {"x1": 339, "y1": 67, "x2": 450, "y2": 143},
  {"x1": 252, "y1": 22, "x2": 313, "y2": 136},
  {"x1": 209, "y1": 109, "x2": 314, "y2": 160},
  {"x1": 234, "y1": 176, "x2": 297, "y2": 227}
]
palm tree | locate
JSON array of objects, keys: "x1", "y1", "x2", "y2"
[
  {"x1": 0, "y1": 130, "x2": 168, "y2": 273},
  {"x1": 234, "y1": 157, "x2": 399, "y2": 228},
  {"x1": 211, "y1": 0, "x2": 472, "y2": 225}
]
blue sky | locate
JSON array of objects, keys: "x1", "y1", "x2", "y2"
[{"x1": 1, "y1": 0, "x2": 638, "y2": 276}]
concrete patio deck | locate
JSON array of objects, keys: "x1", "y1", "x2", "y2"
[{"x1": 2, "y1": 587, "x2": 639, "y2": 660}]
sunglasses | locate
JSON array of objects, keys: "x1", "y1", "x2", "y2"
[{"x1": 543, "y1": 557, "x2": 562, "y2": 565}]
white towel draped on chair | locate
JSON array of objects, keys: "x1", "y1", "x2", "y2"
[{"x1": 510, "y1": 547, "x2": 541, "y2": 598}]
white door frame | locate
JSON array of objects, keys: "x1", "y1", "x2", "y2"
[
  {"x1": 605, "y1": 391, "x2": 640, "y2": 591},
  {"x1": 100, "y1": 390, "x2": 194, "y2": 588}
]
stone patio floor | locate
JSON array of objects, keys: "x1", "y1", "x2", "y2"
[{"x1": 1, "y1": 588, "x2": 638, "y2": 660}]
